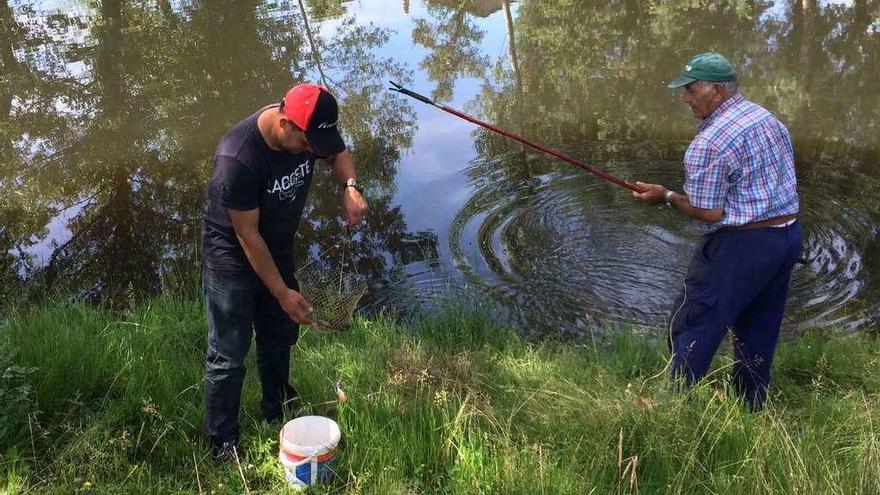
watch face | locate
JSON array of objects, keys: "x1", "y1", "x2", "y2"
[{"x1": 344, "y1": 179, "x2": 363, "y2": 193}]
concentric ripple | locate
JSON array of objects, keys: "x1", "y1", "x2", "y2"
[{"x1": 445, "y1": 147, "x2": 880, "y2": 336}]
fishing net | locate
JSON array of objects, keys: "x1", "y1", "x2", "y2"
[{"x1": 296, "y1": 236, "x2": 367, "y2": 333}]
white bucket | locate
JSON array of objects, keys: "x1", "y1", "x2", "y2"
[{"x1": 278, "y1": 416, "x2": 341, "y2": 490}]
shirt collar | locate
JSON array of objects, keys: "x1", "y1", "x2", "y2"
[{"x1": 698, "y1": 93, "x2": 744, "y2": 131}]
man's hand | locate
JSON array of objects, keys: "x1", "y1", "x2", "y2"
[
  {"x1": 631, "y1": 182, "x2": 725, "y2": 223},
  {"x1": 276, "y1": 287, "x2": 314, "y2": 325},
  {"x1": 342, "y1": 187, "x2": 367, "y2": 228},
  {"x1": 325, "y1": 150, "x2": 368, "y2": 228},
  {"x1": 632, "y1": 181, "x2": 669, "y2": 206}
]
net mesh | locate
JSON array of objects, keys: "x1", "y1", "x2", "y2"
[{"x1": 296, "y1": 238, "x2": 367, "y2": 333}]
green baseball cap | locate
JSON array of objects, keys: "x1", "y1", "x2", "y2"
[{"x1": 667, "y1": 52, "x2": 737, "y2": 89}]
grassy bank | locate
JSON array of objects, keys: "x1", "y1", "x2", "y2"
[{"x1": 1, "y1": 297, "x2": 879, "y2": 494}]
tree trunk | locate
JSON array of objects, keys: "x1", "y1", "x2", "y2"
[
  {"x1": 297, "y1": 0, "x2": 330, "y2": 87},
  {"x1": 0, "y1": 0, "x2": 16, "y2": 122},
  {"x1": 502, "y1": 0, "x2": 522, "y2": 118},
  {"x1": 799, "y1": 0, "x2": 817, "y2": 75},
  {"x1": 96, "y1": 0, "x2": 124, "y2": 114}
]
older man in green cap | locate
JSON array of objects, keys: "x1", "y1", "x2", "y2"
[{"x1": 633, "y1": 52, "x2": 802, "y2": 410}]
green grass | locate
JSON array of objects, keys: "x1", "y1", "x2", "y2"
[{"x1": 1, "y1": 296, "x2": 880, "y2": 494}]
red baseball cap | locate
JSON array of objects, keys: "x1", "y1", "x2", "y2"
[{"x1": 282, "y1": 83, "x2": 346, "y2": 156}]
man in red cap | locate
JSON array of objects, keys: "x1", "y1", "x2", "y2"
[{"x1": 200, "y1": 83, "x2": 367, "y2": 460}]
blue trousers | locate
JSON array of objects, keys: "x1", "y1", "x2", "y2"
[
  {"x1": 668, "y1": 221, "x2": 802, "y2": 410},
  {"x1": 202, "y1": 264, "x2": 299, "y2": 446}
]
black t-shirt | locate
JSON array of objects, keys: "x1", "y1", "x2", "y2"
[{"x1": 202, "y1": 106, "x2": 318, "y2": 271}]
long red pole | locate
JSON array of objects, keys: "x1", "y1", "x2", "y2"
[{"x1": 389, "y1": 81, "x2": 645, "y2": 193}]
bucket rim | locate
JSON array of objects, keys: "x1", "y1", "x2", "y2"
[
  {"x1": 279, "y1": 447, "x2": 337, "y2": 466},
  {"x1": 280, "y1": 415, "x2": 341, "y2": 456}
]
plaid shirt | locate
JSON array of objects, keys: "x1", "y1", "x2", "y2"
[{"x1": 683, "y1": 93, "x2": 799, "y2": 229}]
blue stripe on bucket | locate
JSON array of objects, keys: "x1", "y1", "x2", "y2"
[{"x1": 295, "y1": 458, "x2": 336, "y2": 485}]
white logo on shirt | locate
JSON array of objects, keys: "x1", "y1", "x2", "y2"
[
  {"x1": 317, "y1": 121, "x2": 337, "y2": 129},
  {"x1": 266, "y1": 160, "x2": 312, "y2": 202}
]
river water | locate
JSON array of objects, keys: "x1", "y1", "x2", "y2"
[{"x1": 2, "y1": 0, "x2": 878, "y2": 335}]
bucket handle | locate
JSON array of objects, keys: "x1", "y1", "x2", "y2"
[{"x1": 284, "y1": 446, "x2": 335, "y2": 485}]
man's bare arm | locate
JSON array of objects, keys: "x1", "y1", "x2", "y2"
[
  {"x1": 228, "y1": 208, "x2": 313, "y2": 324},
  {"x1": 665, "y1": 191, "x2": 724, "y2": 223},
  {"x1": 325, "y1": 150, "x2": 367, "y2": 228},
  {"x1": 632, "y1": 181, "x2": 724, "y2": 224}
]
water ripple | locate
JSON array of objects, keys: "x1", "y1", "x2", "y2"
[{"x1": 445, "y1": 147, "x2": 880, "y2": 335}]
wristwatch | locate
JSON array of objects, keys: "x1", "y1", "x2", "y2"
[
  {"x1": 664, "y1": 190, "x2": 674, "y2": 207},
  {"x1": 344, "y1": 178, "x2": 364, "y2": 194}
]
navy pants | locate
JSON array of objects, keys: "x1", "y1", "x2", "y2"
[
  {"x1": 202, "y1": 264, "x2": 299, "y2": 446},
  {"x1": 668, "y1": 221, "x2": 802, "y2": 410}
]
